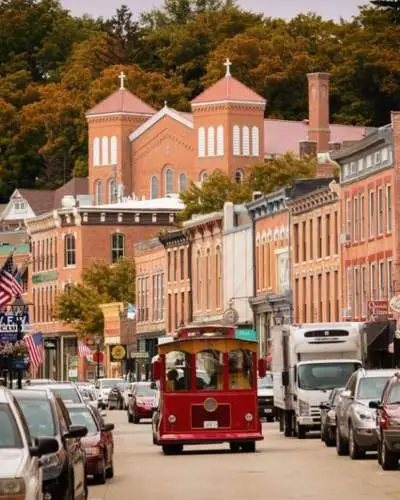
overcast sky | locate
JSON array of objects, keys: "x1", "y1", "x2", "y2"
[{"x1": 61, "y1": 0, "x2": 365, "y2": 21}]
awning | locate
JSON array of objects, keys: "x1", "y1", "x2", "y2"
[{"x1": 366, "y1": 321, "x2": 395, "y2": 351}]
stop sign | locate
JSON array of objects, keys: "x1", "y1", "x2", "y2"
[{"x1": 92, "y1": 352, "x2": 104, "y2": 363}]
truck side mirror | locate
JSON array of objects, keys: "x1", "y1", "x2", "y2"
[
  {"x1": 282, "y1": 370, "x2": 289, "y2": 387},
  {"x1": 258, "y1": 358, "x2": 267, "y2": 378},
  {"x1": 152, "y1": 360, "x2": 162, "y2": 381}
]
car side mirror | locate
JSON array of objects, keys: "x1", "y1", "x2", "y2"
[
  {"x1": 102, "y1": 423, "x2": 115, "y2": 432},
  {"x1": 65, "y1": 425, "x2": 88, "y2": 439},
  {"x1": 341, "y1": 390, "x2": 353, "y2": 399},
  {"x1": 369, "y1": 400, "x2": 381, "y2": 409},
  {"x1": 30, "y1": 437, "x2": 59, "y2": 457}
]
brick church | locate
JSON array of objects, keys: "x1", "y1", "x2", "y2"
[{"x1": 86, "y1": 61, "x2": 370, "y2": 205}]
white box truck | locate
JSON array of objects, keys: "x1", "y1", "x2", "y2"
[{"x1": 272, "y1": 322, "x2": 367, "y2": 438}]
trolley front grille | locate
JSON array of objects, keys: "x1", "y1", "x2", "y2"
[{"x1": 191, "y1": 403, "x2": 230, "y2": 429}]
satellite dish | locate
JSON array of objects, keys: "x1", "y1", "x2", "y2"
[{"x1": 223, "y1": 307, "x2": 239, "y2": 325}]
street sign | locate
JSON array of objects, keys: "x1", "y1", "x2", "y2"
[
  {"x1": 92, "y1": 351, "x2": 104, "y2": 363},
  {"x1": 130, "y1": 352, "x2": 149, "y2": 360},
  {"x1": 0, "y1": 313, "x2": 30, "y2": 336},
  {"x1": 368, "y1": 300, "x2": 391, "y2": 321}
]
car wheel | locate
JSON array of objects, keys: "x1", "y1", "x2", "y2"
[
  {"x1": 336, "y1": 423, "x2": 348, "y2": 456},
  {"x1": 128, "y1": 410, "x2": 134, "y2": 423},
  {"x1": 380, "y1": 440, "x2": 399, "y2": 470},
  {"x1": 106, "y1": 458, "x2": 114, "y2": 479},
  {"x1": 133, "y1": 412, "x2": 140, "y2": 424},
  {"x1": 325, "y1": 427, "x2": 336, "y2": 447},
  {"x1": 229, "y1": 442, "x2": 240, "y2": 453},
  {"x1": 349, "y1": 424, "x2": 365, "y2": 460},
  {"x1": 94, "y1": 459, "x2": 106, "y2": 484},
  {"x1": 296, "y1": 422, "x2": 306, "y2": 439}
]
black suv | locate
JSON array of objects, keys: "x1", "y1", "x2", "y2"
[{"x1": 13, "y1": 389, "x2": 88, "y2": 500}]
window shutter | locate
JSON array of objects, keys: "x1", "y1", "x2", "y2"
[
  {"x1": 198, "y1": 127, "x2": 205, "y2": 157},
  {"x1": 233, "y1": 126, "x2": 240, "y2": 156},
  {"x1": 110, "y1": 136, "x2": 118, "y2": 165},
  {"x1": 207, "y1": 127, "x2": 215, "y2": 156},
  {"x1": 101, "y1": 137, "x2": 109, "y2": 165},
  {"x1": 251, "y1": 126, "x2": 260, "y2": 156},
  {"x1": 93, "y1": 137, "x2": 100, "y2": 166},
  {"x1": 217, "y1": 126, "x2": 224, "y2": 156},
  {"x1": 242, "y1": 126, "x2": 250, "y2": 156}
]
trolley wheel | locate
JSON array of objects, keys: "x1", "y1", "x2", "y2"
[
  {"x1": 241, "y1": 442, "x2": 256, "y2": 453},
  {"x1": 162, "y1": 445, "x2": 183, "y2": 455},
  {"x1": 229, "y1": 442, "x2": 240, "y2": 453}
]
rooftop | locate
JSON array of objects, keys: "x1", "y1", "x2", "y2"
[
  {"x1": 86, "y1": 88, "x2": 156, "y2": 117},
  {"x1": 95, "y1": 195, "x2": 184, "y2": 212}
]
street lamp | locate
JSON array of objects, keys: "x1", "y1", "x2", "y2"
[
  {"x1": 95, "y1": 334, "x2": 102, "y2": 381},
  {"x1": 10, "y1": 295, "x2": 32, "y2": 389}
]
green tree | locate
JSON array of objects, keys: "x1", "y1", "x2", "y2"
[{"x1": 55, "y1": 258, "x2": 136, "y2": 337}]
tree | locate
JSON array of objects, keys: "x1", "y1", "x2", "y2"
[
  {"x1": 179, "y1": 154, "x2": 317, "y2": 220},
  {"x1": 55, "y1": 258, "x2": 136, "y2": 337}
]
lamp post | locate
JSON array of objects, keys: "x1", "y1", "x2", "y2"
[
  {"x1": 95, "y1": 334, "x2": 102, "y2": 381},
  {"x1": 10, "y1": 295, "x2": 31, "y2": 390}
]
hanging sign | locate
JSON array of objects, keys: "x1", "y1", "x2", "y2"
[{"x1": 110, "y1": 344, "x2": 127, "y2": 362}]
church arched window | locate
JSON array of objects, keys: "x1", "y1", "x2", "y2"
[
  {"x1": 179, "y1": 173, "x2": 187, "y2": 192},
  {"x1": 101, "y1": 136, "x2": 109, "y2": 165},
  {"x1": 242, "y1": 126, "x2": 250, "y2": 156},
  {"x1": 217, "y1": 125, "x2": 224, "y2": 156},
  {"x1": 233, "y1": 125, "x2": 240, "y2": 156},
  {"x1": 109, "y1": 179, "x2": 118, "y2": 204},
  {"x1": 251, "y1": 126, "x2": 260, "y2": 157},
  {"x1": 235, "y1": 169, "x2": 244, "y2": 184},
  {"x1": 200, "y1": 171, "x2": 208, "y2": 185},
  {"x1": 165, "y1": 168, "x2": 173, "y2": 195},
  {"x1": 110, "y1": 136, "x2": 118, "y2": 165},
  {"x1": 93, "y1": 137, "x2": 100, "y2": 166},
  {"x1": 151, "y1": 176, "x2": 159, "y2": 199},
  {"x1": 198, "y1": 127, "x2": 205, "y2": 157},
  {"x1": 207, "y1": 127, "x2": 215, "y2": 156},
  {"x1": 95, "y1": 180, "x2": 103, "y2": 205}
]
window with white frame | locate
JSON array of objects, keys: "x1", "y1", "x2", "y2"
[
  {"x1": 196, "y1": 250, "x2": 202, "y2": 310},
  {"x1": 370, "y1": 262, "x2": 376, "y2": 300},
  {"x1": 179, "y1": 173, "x2": 187, "y2": 192},
  {"x1": 346, "y1": 267, "x2": 352, "y2": 313},
  {"x1": 165, "y1": 168, "x2": 173, "y2": 194},
  {"x1": 200, "y1": 171, "x2": 208, "y2": 184},
  {"x1": 366, "y1": 155, "x2": 372, "y2": 168},
  {"x1": 361, "y1": 266, "x2": 367, "y2": 318},
  {"x1": 101, "y1": 136, "x2": 109, "y2": 165},
  {"x1": 207, "y1": 126, "x2": 215, "y2": 156},
  {"x1": 374, "y1": 151, "x2": 381, "y2": 165},
  {"x1": 369, "y1": 190, "x2": 375, "y2": 238},
  {"x1": 216, "y1": 126, "x2": 224, "y2": 156},
  {"x1": 93, "y1": 137, "x2": 100, "y2": 166},
  {"x1": 353, "y1": 197, "x2": 358, "y2": 241},
  {"x1": 64, "y1": 234, "x2": 76, "y2": 267},
  {"x1": 206, "y1": 248, "x2": 211, "y2": 310},
  {"x1": 233, "y1": 125, "x2": 240, "y2": 156},
  {"x1": 216, "y1": 246, "x2": 222, "y2": 309},
  {"x1": 109, "y1": 179, "x2": 118, "y2": 204},
  {"x1": 378, "y1": 260, "x2": 385, "y2": 299},
  {"x1": 242, "y1": 126, "x2": 250, "y2": 156},
  {"x1": 198, "y1": 127, "x2": 205, "y2": 157},
  {"x1": 358, "y1": 158, "x2": 364, "y2": 172},
  {"x1": 95, "y1": 180, "x2": 103, "y2": 205},
  {"x1": 382, "y1": 147, "x2": 388, "y2": 162},
  {"x1": 377, "y1": 187, "x2": 383, "y2": 235},
  {"x1": 110, "y1": 136, "x2": 117, "y2": 165},
  {"x1": 387, "y1": 184, "x2": 392, "y2": 232},
  {"x1": 344, "y1": 164, "x2": 349, "y2": 177},
  {"x1": 387, "y1": 259, "x2": 393, "y2": 299},
  {"x1": 354, "y1": 267, "x2": 359, "y2": 318},
  {"x1": 235, "y1": 170, "x2": 244, "y2": 184},
  {"x1": 151, "y1": 176, "x2": 159, "y2": 199},
  {"x1": 251, "y1": 126, "x2": 260, "y2": 156},
  {"x1": 345, "y1": 198, "x2": 351, "y2": 237},
  {"x1": 350, "y1": 162, "x2": 357, "y2": 174},
  {"x1": 111, "y1": 233, "x2": 125, "y2": 263},
  {"x1": 360, "y1": 194, "x2": 365, "y2": 240}
]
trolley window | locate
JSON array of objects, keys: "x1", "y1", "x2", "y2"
[
  {"x1": 165, "y1": 351, "x2": 191, "y2": 392},
  {"x1": 195, "y1": 350, "x2": 224, "y2": 390},
  {"x1": 228, "y1": 349, "x2": 253, "y2": 390}
]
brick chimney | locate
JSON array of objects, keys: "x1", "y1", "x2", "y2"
[{"x1": 307, "y1": 73, "x2": 330, "y2": 153}]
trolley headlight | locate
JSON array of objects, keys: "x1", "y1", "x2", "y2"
[
  {"x1": 245, "y1": 412, "x2": 254, "y2": 422},
  {"x1": 168, "y1": 414, "x2": 176, "y2": 424},
  {"x1": 203, "y1": 398, "x2": 218, "y2": 412}
]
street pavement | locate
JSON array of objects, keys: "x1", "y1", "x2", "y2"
[{"x1": 89, "y1": 410, "x2": 400, "y2": 500}]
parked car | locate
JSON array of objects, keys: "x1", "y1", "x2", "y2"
[
  {"x1": 108, "y1": 383, "x2": 130, "y2": 410},
  {"x1": 336, "y1": 368, "x2": 397, "y2": 459},
  {"x1": 95, "y1": 379, "x2": 125, "y2": 410},
  {"x1": 320, "y1": 388, "x2": 344, "y2": 447},
  {"x1": 370, "y1": 371, "x2": 400, "y2": 470},
  {"x1": 0, "y1": 387, "x2": 59, "y2": 500},
  {"x1": 13, "y1": 388, "x2": 88, "y2": 500},
  {"x1": 257, "y1": 373, "x2": 275, "y2": 422},
  {"x1": 78, "y1": 387, "x2": 99, "y2": 411},
  {"x1": 65, "y1": 403, "x2": 115, "y2": 484},
  {"x1": 23, "y1": 378, "x2": 57, "y2": 387},
  {"x1": 121, "y1": 382, "x2": 135, "y2": 410},
  {"x1": 127, "y1": 382, "x2": 157, "y2": 424},
  {"x1": 28, "y1": 383, "x2": 86, "y2": 406}
]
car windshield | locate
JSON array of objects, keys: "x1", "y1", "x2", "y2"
[
  {"x1": 16, "y1": 398, "x2": 56, "y2": 438},
  {"x1": 100, "y1": 379, "x2": 124, "y2": 389},
  {"x1": 357, "y1": 377, "x2": 390, "y2": 400},
  {"x1": 68, "y1": 408, "x2": 98, "y2": 435},
  {"x1": 297, "y1": 362, "x2": 361, "y2": 391},
  {"x1": 259, "y1": 374, "x2": 273, "y2": 389},
  {"x1": 136, "y1": 385, "x2": 156, "y2": 398},
  {"x1": 0, "y1": 403, "x2": 23, "y2": 448},
  {"x1": 53, "y1": 388, "x2": 81, "y2": 404},
  {"x1": 388, "y1": 383, "x2": 400, "y2": 404}
]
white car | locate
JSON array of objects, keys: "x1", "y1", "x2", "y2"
[
  {"x1": 95, "y1": 378, "x2": 125, "y2": 409},
  {"x1": 0, "y1": 387, "x2": 58, "y2": 500},
  {"x1": 122, "y1": 383, "x2": 135, "y2": 410}
]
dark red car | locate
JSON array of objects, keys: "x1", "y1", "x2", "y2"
[
  {"x1": 370, "y1": 372, "x2": 400, "y2": 470},
  {"x1": 66, "y1": 403, "x2": 115, "y2": 483},
  {"x1": 127, "y1": 382, "x2": 157, "y2": 424}
]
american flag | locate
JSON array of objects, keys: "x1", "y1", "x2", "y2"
[
  {"x1": 0, "y1": 254, "x2": 23, "y2": 307},
  {"x1": 25, "y1": 333, "x2": 44, "y2": 369},
  {"x1": 78, "y1": 341, "x2": 93, "y2": 360}
]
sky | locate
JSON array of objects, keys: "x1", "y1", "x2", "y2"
[{"x1": 60, "y1": 0, "x2": 364, "y2": 21}]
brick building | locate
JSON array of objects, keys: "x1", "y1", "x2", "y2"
[{"x1": 287, "y1": 179, "x2": 341, "y2": 324}]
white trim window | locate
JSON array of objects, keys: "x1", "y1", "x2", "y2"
[
  {"x1": 369, "y1": 190, "x2": 375, "y2": 238},
  {"x1": 354, "y1": 267, "x2": 359, "y2": 318},
  {"x1": 165, "y1": 168, "x2": 173, "y2": 194},
  {"x1": 378, "y1": 260, "x2": 385, "y2": 299},
  {"x1": 361, "y1": 266, "x2": 367, "y2": 318},
  {"x1": 217, "y1": 125, "x2": 224, "y2": 156},
  {"x1": 387, "y1": 259, "x2": 393, "y2": 299},
  {"x1": 251, "y1": 126, "x2": 260, "y2": 156},
  {"x1": 198, "y1": 127, "x2": 205, "y2": 157},
  {"x1": 64, "y1": 234, "x2": 76, "y2": 267},
  {"x1": 235, "y1": 170, "x2": 244, "y2": 184},
  {"x1": 386, "y1": 184, "x2": 392, "y2": 233},
  {"x1": 345, "y1": 198, "x2": 351, "y2": 239},
  {"x1": 207, "y1": 126, "x2": 215, "y2": 156},
  {"x1": 110, "y1": 136, "x2": 117, "y2": 165},
  {"x1": 101, "y1": 136, "x2": 109, "y2": 165},
  {"x1": 346, "y1": 267, "x2": 352, "y2": 314},
  {"x1": 93, "y1": 137, "x2": 100, "y2": 166},
  {"x1": 200, "y1": 171, "x2": 208, "y2": 184},
  {"x1": 95, "y1": 180, "x2": 103, "y2": 205},
  {"x1": 370, "y1": 262, "x2": 376, "y2": 300},
  {"x1": 360, "y1": 193, "x2": 365, "y2": 240},
  {"x1": 109, "y1": 179, "x2": 118, "y2": 204},
  {"x1": 179, "y1": 173, "x2": 187, "y2": 192},
  {"x1": 233, "y1": 125, "x2": 240, "y2": 156},
  {"x1": 151, "y1": 176, "x2": 159, "y2": 199},
  {"x1": 242, "y1": 126, "x2": 250, "y2": 156},
  {"x1": 111, "y1": 233, "x2": 125, "y2": 263},
  {"x1": 353, "y1": 196, "x2": 358, "y2": 241},
  {"x1": 377, "y1": 187, "x2": 383, "y2": 235}
]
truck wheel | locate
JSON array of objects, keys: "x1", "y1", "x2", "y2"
[
  {"x1": 278, "y1": 411, "x2": 284, "y2": 432},
  {"x1": 336, "y1": 424, "x2": 348, "y2": 456},
  {"x1": 284, "y1": 411, "x2": 292, "y2": 437},
  {"x1": 349, "y1": 425, "x2": 365, "y2": 460},
  {"x1": 296, "y1": 422, "x2": 306, "y2": 439},
  {"x1": 380, "y1": 440, "x2": 399, "y2": 470}
]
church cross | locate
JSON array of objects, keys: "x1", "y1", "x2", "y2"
[
  {"x1": 224, "y1": 58, "x2": 232, "y2": 77},
  {"x1": 119, "y1": 71, "x2": 126, "y2": 90}
]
